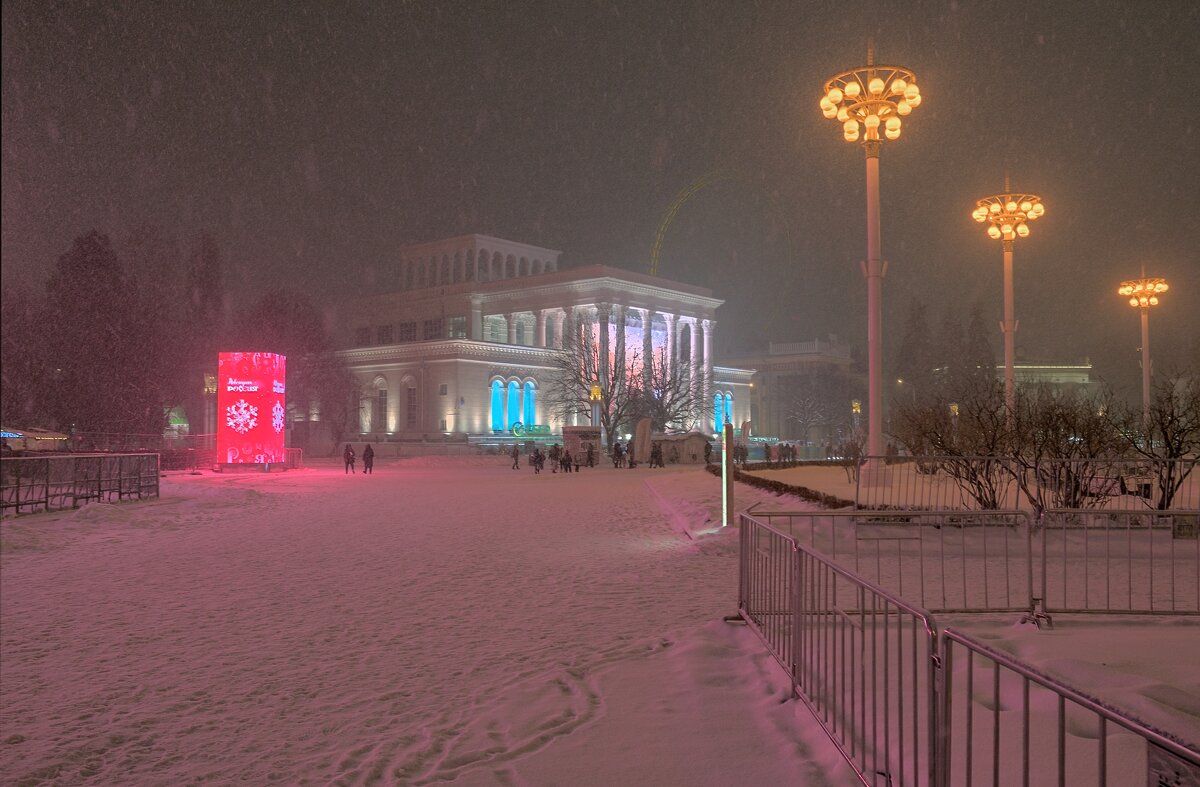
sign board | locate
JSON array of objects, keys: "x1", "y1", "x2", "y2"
[{"x1": 217, "y1": 352, "x2": 287, "y2": 465}]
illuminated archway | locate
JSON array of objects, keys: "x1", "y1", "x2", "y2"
[
  {"x1": 506, "y1": 380, "x2": 520, "y2": 428},
  {"x1": 523, "y1": 381, "x2": 537, "y2": 426},
  {"x1": 490, "y1": 380, "x2": 504, "y2": 432}
]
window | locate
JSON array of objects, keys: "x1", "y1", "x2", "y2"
[
  {"x1": 372, "y1": 389, "x2": 387, "y2": 432},
  {"x1": 355, "y1": 327, "x2": 372, "y2": 347},
  {"x1": 491, "y1": 380, "x2": 504, "y2": 432},
  {"x1": 398, "y1": 321, "x2": 417, "y2": 342},
  {"x1": 439, "y1": 384, "x2": 448, "y2": 396},
  {"x1": 406, "y1": 387, "x2": 417, "y2": 428},
  {"x1": 423, "y1": 319, "x2": 443, "y2": 340},
  {"x1": 377, "y1": 324, "x2": 394, "y2": 344},
  {"x1": 447, "y1": 316, "x2": 467, "y2": 339}
]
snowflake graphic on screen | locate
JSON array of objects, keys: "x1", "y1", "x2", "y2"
[
  {"x1": 272, "y1": 401, "x2": 285, "y2": 434},
  {"x1": 225, "y1": 399, "x2": 258, "y2": 434}
]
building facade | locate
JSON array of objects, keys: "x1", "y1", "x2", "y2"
[{"x1": 333, "y1": 234, "x2": 752, "y2": 442}]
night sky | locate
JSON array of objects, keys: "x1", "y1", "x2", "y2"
[{"x1": 3, "y1": 1, "x2": 1197, "y2": 396}]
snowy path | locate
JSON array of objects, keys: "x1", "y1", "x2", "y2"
[{"x1": 1, "y1": 458, "x2": 848, "y2": 785}]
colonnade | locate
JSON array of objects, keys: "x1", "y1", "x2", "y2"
[
  {"x1": 472, "y1": 302, "x2": 715, "y2": 429},
  {"x1": 400, "y1": 248, "x2": 558, "y2": 290}
]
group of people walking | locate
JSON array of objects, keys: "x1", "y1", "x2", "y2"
[{"x1": 343, "y1": 443, "x2": 375, "y2": 474}]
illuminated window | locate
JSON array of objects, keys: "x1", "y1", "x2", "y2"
[
  {"x1": 406, "y1": 387, "x2": 417, "y2": 428},
  {"x1": 491, "y1": 380, "x2": 504, "y2": 431},
  {"x1": 523, "y1": 381, "x2": 536, "y2": 425},
  {"x1": 447, "y1": 316, "x2": 467, "y2": 339},
  {"x1": 507, "y1": 380, "x2": 520, "y2": 428},
  {"x1": 372, "y1": 389, "x2": 387, "y2": 432}
]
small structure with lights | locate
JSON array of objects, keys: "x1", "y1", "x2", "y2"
[
  {"x1": 820, "y1": 43, "x2": 922, "y2": 482},
  {"x1": 1118, "y1": 273, "x2": 1169, "y2": 426},
  {"x1": 972, "y1": 179, "x2": 1045, "y2": 419}
]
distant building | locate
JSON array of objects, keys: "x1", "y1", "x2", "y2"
[
  {"x1": 328, "y1": 234, "x2": 752, "y2": 443},
  {"x1": 724, "y1": 336, "x2": 864, "y2": 450}
]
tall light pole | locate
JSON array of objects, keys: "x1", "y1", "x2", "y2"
[
  {"x1": 1118, "y1": 273, "x2": 1168, "y2": 427},
  {"x1": 971, "y1": 179, "x2": 1045, "y2": 421},
  {"x1": 821, "y1": 44, "x2": 921, "y2": 483}
]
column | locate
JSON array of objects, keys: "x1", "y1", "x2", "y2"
[
  {"x1": 506, "y1": 313, "x2": 517, "y2": 345},
  {"x1": 536, "y1": 309, "x2": 549, "y2": 348},
  {"x1": 664, "y1": 313, "x2": 677, "y2": 384},
  {"x1": 469, "y1": 296, "x2": 483, "y2": 341},
  {"x1": 597, "y1": 303, "x2": 610, "y2": 390},
  {"x1": 703, "y1": 319, "x2": 715, "y2": 428},
  {"x1": 641, "y1": 308, "x2": 655, "y2": 393},
  {"x1": 612, "y1": 304, "x2": 626, "y2": 389},
  {"x1": 553, "y1": 309, "x2": 566, "y2": 350},
  {"x1": 689, "y1": 318, "x2": 701, "y2": 425}
]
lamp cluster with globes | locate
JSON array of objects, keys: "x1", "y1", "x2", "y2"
[
  {"x1": 820, "y1": 66, "x2": 921, "y2": 143},
  {"x1": 972, "y1": 193, "x2": 1046, "y2": 241},
  {"x1": 1119, "y1": 278, "x2": 1168, "y2": 308}
]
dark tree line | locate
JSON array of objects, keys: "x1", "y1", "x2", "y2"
[{"x1": 1, "y1": 228, "x2": 356, "y2": 451}]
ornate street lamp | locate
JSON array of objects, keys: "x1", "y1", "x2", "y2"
[
  {"x1": 821, "y1": 44, "x2": 922, "y2": 482},
  {"x1": 972, "y1": 178, "x2": 1046, "y2": 420},
  {"x1": 1118, "y1": 273, "x2": 1168, "y2": 426}
]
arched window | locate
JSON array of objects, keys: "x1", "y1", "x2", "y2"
[
  {"x1": 372, "y1": 377, "x2": 388, "y2": 433},
  {"x1": 523, "y1": 381, "x2": 536, "y2": 426},
  {"x1": 713, "y1": 393, "x2": 723, "y2": 434},
  {"x1": 507, "y1": 380, "x2": 520, "y2": 428},
  {"x1": 491, "y1": 380, "x2": 504, "y2": 432},
  {"x1": 724, "y1": 392, "x2": 733, "y2": 427}
]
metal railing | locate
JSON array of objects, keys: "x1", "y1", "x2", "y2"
[
  {"x1": 736, "y1": 510, "x2": 1200, "y2": 785},
  {"x1": 856, "y1": 456, "x2": 1023, "y2": 511},
  {"x1": 941, "y1": 628, "x2": 1200, "y2": 786},
  {"x1": 749, "y1": 510, "x2": 1035, "y2": 616},
  {"x1": 1040, "y1": 509, "x2": 1200, "y2": 616},
  {"x1": 1035, "y1": 458, "x2": 1198, "y2": 512},
  {"x1": 1, "y1": 454, "x2": 160, "y2": 515},
  {"x1": 736, "y1": 512, "x2": 941, "y2": 786}
]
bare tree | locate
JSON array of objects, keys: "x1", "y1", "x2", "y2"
[
  {"x1": 542, "y1": 335, "x2": 703, "y2": 448},
  {"x1": 1114, "y1": 369, "x2": 1200, "y2": 509},
  {"x1": 629, "y1": 346, "x2": 704, "y2": 433}
]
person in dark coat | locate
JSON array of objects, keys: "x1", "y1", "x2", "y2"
[
  {"x1": 549, "y1": 443, "x2": 560, "y2": 473},
  {"x1": 704, "y1": 441, "x2": 713, "y2": 464},
  {"x1": 511, "y1": 444, "x2": 520, "y2": 469},
  {"x1": 343, "y1": 444, "x2": 355, "y2": 474},
  {"x1": 586, "y1": 443, "x2": 595, "y2": 468},
  {"x1": 362, "y1": 444, "x2": 375, "y2": 474}
]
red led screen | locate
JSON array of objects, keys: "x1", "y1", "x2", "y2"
[{"x1": 217, "y1": 352, "x2": 287, "y2": 464}]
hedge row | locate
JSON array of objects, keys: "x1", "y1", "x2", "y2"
[{"x1": 704, "y1": 462, "x2": 855, "y2": 509}]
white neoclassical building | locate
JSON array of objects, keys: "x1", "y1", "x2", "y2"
[{"x1": 334, "y1": 234, "x2": 752, "y2": 442}]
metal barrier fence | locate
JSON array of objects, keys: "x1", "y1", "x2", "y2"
[
  {"x1": 1040, "y1": 509, "x2": 1200, "y2": 616},
  {"x1": 1, "y1": 454, "x2": 160, "y2": 515},
  {"x1": 284, "y1": 447, "x2": 304, "y2": 469},
  {"x1": 1036, "y1": 458, "x2": 1198, "y2": 512},
  {"x1": 941, "y1": 628, "x2": 1200, "y2": 786},
  {"x1": 855, "y1": 456, "x2": 1198, "y2": 514},
  {"x1": 749, "y1": 510, "x2": 1035, "y2": 616},
  {"x1": 736, "y1": 510, "x2": 1200, "y2": 785},
  {"x1": 736, "y1": 512, "x2": 941, "y2": 786}
]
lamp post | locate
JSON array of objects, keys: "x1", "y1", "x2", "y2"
[
  {"x1": 821, "y1": 44, "x2": 921, "y2": 483},
  {"x1": 972, "y1": 179, "x2": 1045, "y2": 421},
  {"x1": 589, "y1": 383, "x2": 602, "y2": 428},
  {"x1": 1118, "y1": 273, "x2": 1168, "y2": 427}
]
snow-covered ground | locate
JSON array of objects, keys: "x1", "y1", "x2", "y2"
[{"x1": 2, "y1": 456, "x2": 1196, "y2": 785}]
